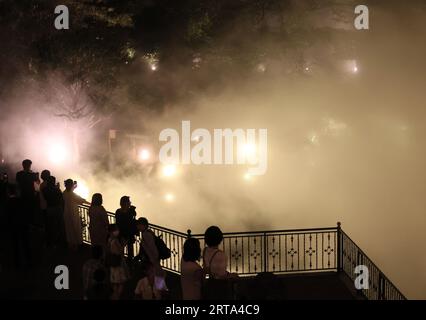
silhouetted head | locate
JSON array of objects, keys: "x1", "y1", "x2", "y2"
[
  {"x1": 91, "y1": 193, "x2": 103, "y2": 206},
  {"x1": 64, "y1": 179, "x2": 74, "y2": 191},
  {"x1": 22, "y1": 159, "x2": 32, "y2": 171},
  {"x1": 120, "y1": 196, "x2": 131, "y2": 210},
  {"x1": 41, "y1": 170, "x2": 51, "y2": 182},
  {"x1": 183, "y1": 238, "x2": 201, "y2": 262},
  {"x1": 204, "y1": 226, "x2": 223, "y2": 247},
  {"x1": 91, "y1": 245, "x2": 103, "y2": 260},
  {"x1": 47, "y1": 176, "x2": 56, "y2": 187},
  {"x1": 136, "y1": 217, "x2": 149, "y2": 232}
]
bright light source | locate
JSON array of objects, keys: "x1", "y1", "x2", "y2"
[
  {"x1": 164, "y1": 193, "x2": 175, "y2": 202},
  {"x1": 48, "y1": 143, "x2": 68, "y2": 165},
  {"x1": 243, "y1": 173, "x2": 253, "y2": 181},
  {"x1": 343, "y1": 59, "x2": 359, "y2": 75},
  {"x1": 74, "y1": 180, "x2": 90, "y2": 200},
  {"x1": 240, "y1": 143, "x2": 257, "y2": 159},
  {"x1": 151, "y1": 64, "x2": 157, "y2": 71},
  {"x1": 162, "y1": 164, "x2": 177, "y2": 177},
  {"x1": 257, "y1": 63, "x2": 266, "y2": 73},
  {"x1": 138, "y1": 148, "x2": 151, "y2": 161}
]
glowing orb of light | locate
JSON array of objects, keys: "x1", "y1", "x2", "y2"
[
  {"x1": 162, "y1": 164, "x2": 177, "y2": 177},
  {"x1": 240, "y1": 143, "x2": 257, "y2": 159},
  {"x1": 138, "y1": 148, "x2": 151, "y2": 161},
  {"x1": 257, "y1": 63, "x2": 266, "y2": 73},
  {"x1": 48, "y1": 143, "x2": 69, "y2": 165},
  {"x1": 164, "y1": 193, "x2": 175, "y2": 202},
  {"x1": 151, "y1": 64, "x2": 157, "y2": 71},
  {"x1": 353, "y1": 65, "x2": 358, "y2": 73},
  {"x1": 243, "y1": 173, "x2": 253, "y2": 181},
  {"x1": 74, "y1": 180, "x2": 90, "y2": 200}
]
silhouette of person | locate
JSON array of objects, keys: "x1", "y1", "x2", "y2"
[
  {"x1": 63, "y1": 179, "x2": 89, "y2": 250},
  {"x1": 88, "y1": 193, "x2": 109, "y2": 251},
  {"x1": 7, "y1": 184, "x2": 32, "y2": 268},
  {"x1": 43, "y1": 176, "x2": 64, "y2": 248},
  {"x1": 181, "y1": 237, "x2": 204, "y2": 300},
  {"x1": 39, "y1": 169, "x2": 50, "y2": 244},
  {"x1": 115, "y1": 196, "x2": 137, "y2": 260},
  {"x1": 136, "y1": 217, "x2": 167, "y2": 298},
  {"x1": 15, "y1": 159, "x2": 39, "y2": 223},
  {"x1": 82, "y1": 245, "x2": 106, "y2": 298},
  {"x1": 39, "y1": 170, "x2": 50, "y2": 210}
]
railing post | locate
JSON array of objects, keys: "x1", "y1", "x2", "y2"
[
  {"x1": 336, "y1": 222, "x2": 342, "y2": 273},
  {"x1": 263, "y1": 232, "x2": 267, "y2": 273},
  {"x1": 378, "y1": 273, "x2": 385, "y2": 300}
]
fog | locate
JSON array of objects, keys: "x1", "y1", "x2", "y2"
[{"x1": 1, "y1": 1, "x2": 425, "y2": 298}]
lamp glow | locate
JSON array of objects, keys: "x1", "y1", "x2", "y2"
[
  {"x1": 48, "y1": 143, "x2": 68, "y2": 165},
  {"x1": 74, "y1": 181, "x2": 90, "y2": 200},
  {"x1": 162, "y1": 164, "x2": 177, "y2": 177},
  {"x1": 164, "y1": 193, "x2": 175, "y2": 202},
  {"x1": 138, "y1": 148, "x2": 151, "y2": 161}
]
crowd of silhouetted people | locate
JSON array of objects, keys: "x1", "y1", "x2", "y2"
[{"x1": 0, "y1": 159, "x2": 242, "y2": 300}]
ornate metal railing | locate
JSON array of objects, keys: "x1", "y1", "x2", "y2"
[
  {"x1": 78, "y1": 205, "x2": 406, "y2": 300},
  {"x1": 339, "y1": 230, "x2": 406, "y2": 300},
  {"x1": 190, "y1": 228, "x2": 339, "y2": 275}
]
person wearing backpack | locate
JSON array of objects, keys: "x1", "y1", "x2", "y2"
[{"x1": 136, "y1": 217, "x2": 169, "y2": 298}]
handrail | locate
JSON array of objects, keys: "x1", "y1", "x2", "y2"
[
  {"x1": 78, "y1": 205, "x2": 406, "y2": 300},
  {"x1": 340, "y1": 230, "x2": 406, "y2": 300}
]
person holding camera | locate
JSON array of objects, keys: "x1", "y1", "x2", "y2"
[{"x1": 115, "y1": 196, "x2": 137, "y2": 260}]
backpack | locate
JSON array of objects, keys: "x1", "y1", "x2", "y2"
[
  {"x1": 142, "y1": 230, "x2": 171, "y2": 260},
  {"x1": 154, "y1": 234, "x2": 171, "y2": 260}
]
